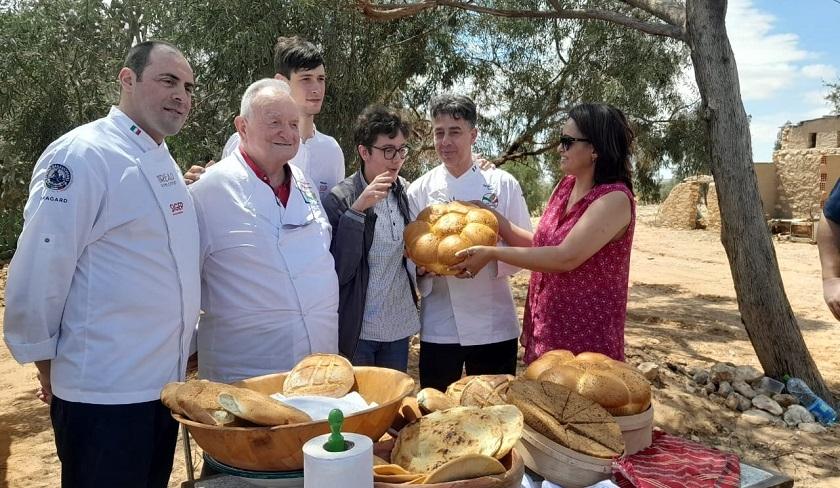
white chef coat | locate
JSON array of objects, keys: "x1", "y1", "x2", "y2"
[
  {"x1": 221, "y1": 129, "x2": 344, "y2": 201},
  {"x1": 407, "y1": 163, "x2": 532, "y2": 346},
  {"x1": 3, "y1": 107, "x2": 201, "y2": 404},
  {"x1": 190, "y1": 151, "x2": 340, "y2": 383}
]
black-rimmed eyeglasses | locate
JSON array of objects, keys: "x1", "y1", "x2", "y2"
[
  {"x1": 371, "y1": 145, "x2": 410, "y2": 160},
  {"x1": 558, "y1": 135, "x2": 590, "y2": 151}
]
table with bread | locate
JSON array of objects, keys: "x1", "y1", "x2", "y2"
[{"x1": 165, "y1": 348, "x2": 664, "y2": 488}]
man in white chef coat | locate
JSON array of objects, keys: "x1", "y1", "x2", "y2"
[
  {"x1": 3, "y1": 41, "x2": 199, "y2": 488},
  {"x1": 407, "y1": 94, "x2": 532, "y2": 392},
  {"x1": 189, "y1": 79, "x2": 339, "y2": 383},
  {"x1": 186, "y1": 36, "x2": 344, "y2": 202}
]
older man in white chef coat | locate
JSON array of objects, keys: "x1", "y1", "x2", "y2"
[
  {"x1": 3, "y1": 40, "x2": 199, "y2": 488},
  {"x1": 189, "y1": 79, "x2": 339, "y2": 383},
  {"x1": 407, "y1": 94, "x2": 532, "y2": 392}
]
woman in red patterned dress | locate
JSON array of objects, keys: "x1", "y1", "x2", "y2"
[{"x1": 454, "y1": 103, "x2": 635, "y2": 362}]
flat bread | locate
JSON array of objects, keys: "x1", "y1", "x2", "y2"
[
  {"x1": 507, "y1": 379, "x2": 624, "y2": 458},
  {"x1": 392, "y1": 406, "x2": 503, "y2": 474},
  {"x1": 424, "y1": 454, "x2": 505, "y2": 484},
  {"x1": 283, "y1": 353, "x2": 355, "y2": 398},
  {"x1": 485, "y1": 404, "x2": 523, "y2": 459}
]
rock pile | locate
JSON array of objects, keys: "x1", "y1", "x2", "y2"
[{"x1": 685, "y1": 362, "x2": 827, "y2": 433}]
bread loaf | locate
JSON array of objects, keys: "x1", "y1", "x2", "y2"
[
  {"x1": 459, "y1": 374, "x2": 515, "y2": 407},
  {"x1": 507, "y1": 379, "x2": 624, "y2": 458},
  {"x1": 175, "y1": 380, "x2": 240, "y2": 426},
  {"x1": 416, "y1": 388, "x2": 456, "y2": 414},
  {"x1": 217, "y1": 389, "x2": 311, "y2": 426},
  {"x1": 528, "y1": 350, "x2": 652, "y2": 416},
  {"x1": 283, "y1": 353, "x2": 355, "y2": 398},
  {"x1": 404, "y1": 201, "x2": 499, "y2": 275},
  {"x1": 444, "y1": 375, "x2": 475, "y2": 404},
  {"x1": 160, "y1": 381, "x2": 185, "y2": 415}
]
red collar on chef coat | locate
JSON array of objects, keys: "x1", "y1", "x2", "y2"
[{"x1": 240, "y1": 147, "x2": 292, "y2": 207}]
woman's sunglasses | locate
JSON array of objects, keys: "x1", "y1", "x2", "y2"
[{"x1": 558, "y1": 135, "x2": 590, "y2": 151}]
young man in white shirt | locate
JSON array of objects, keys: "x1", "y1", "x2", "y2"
[
  {"x1": 187, "y1": 36, "x2": 344, "y2": 201},
  {"x1": 189, "y1": 79, "x2": 339, "y2": 383},
  {"x1": 407, "y1": 94, "x2": 532, "y2": 392},
  {"x1": 3, "y1": 41, "x2": 200, "y2": 488}
]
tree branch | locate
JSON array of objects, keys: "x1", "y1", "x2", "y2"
[
  {"x1": 622, "y1": 0, "x2": 686, "y2": 27},
  {"x1": 493, "y1": 143, "x2": 558, "y2": 166},
  {"x1": 356, "y1": 1, "x2": 685, "y2": 40}
]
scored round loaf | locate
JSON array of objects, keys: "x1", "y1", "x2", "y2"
[
  {"x1": 444, "y1": 375, "x2": 477, "y2": 404},
  {"x1": 404, "y1": 201, "x2": 499, "y2": 275},
  {"x1": 459, "y1": 374, "x2": 515, "y2": 407},
  {"x1": 507, "y1": 379, "x2": 624, "y2": 459},
  {"x1": 531, "y1": 350, "x2": 652, "y2": 416},
  {"x1": 283, "y1": 353, "x2": 355, "y2": 398}
]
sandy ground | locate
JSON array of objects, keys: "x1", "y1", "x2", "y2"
[{"x1": 0, "y1": 204, "x2": 838, "y2": 488}]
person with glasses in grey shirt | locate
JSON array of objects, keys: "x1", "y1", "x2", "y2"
[{"x1": 322, "y1": 105, "x2": 420, "y2": 371}]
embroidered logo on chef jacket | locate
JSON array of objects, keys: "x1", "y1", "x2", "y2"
[
  {"x1": 44, "y1": 164, "x2": 72, "y2": 191},
  {"x1": 318, "y1": 180, "x2": 328, "y2": 194},
  {"x1": 482, "y1": 192, "x2": 499, "y2": 208},
  {"x1": 298, "y1": 180, "x2": 319, "y2": 207},
  {"x1": 156, "y1": 172, "x2": 177, "y2": 188},
  {"x1": 170, "y1": 201, "x2": 184, "y2": 215}
]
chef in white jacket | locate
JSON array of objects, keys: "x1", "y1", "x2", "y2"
[
  {"x1": 189, "y1": 78, "x2": 339, "y2": 384},
  {"x1": 407, "y1": 94, "x2": 531, "y2": 392},
  {"x1": 2, "y1": 41, "x2": 199, "y2": 488}
]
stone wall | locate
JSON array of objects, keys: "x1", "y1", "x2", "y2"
[
  {"x1": 658, "y1": 181, "x2": 701, "y2": 229},
  {"x1": 706, "y1": 183, "x2": 721, "y2": 229},
  {"x1": 754, "y1": 163, "x2": 777, "y2": 217},
  {"x1": 774, "y1": 149, "x2": 840, "y2": 218},
  {"x1": 782, "y1": 116, "x2": 840, "y2": 150}
]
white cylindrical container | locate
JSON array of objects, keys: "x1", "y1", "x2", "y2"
[{"x1": 303, "y1": 432, "x2": 373, "y2": 488}]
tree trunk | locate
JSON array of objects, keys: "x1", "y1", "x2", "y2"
[{"x1": 685, "y1": 0, "x2": 834, "y2": 404}]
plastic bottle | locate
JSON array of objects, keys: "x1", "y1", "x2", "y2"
[{"x1": 784, "y1": 376, "x2": 837, "y2": 425}]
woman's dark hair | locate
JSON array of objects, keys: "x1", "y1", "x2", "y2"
[{"x1": 568, "y1": 103, "x2": 635, "y2": 193}]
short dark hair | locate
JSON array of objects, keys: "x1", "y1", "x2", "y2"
[
  {"x1": 124, "y1": 40, "x2": 182, "y2": 81},
  {"x1": 353, "y1": 105, "x2": 411, "y2": 148},
  {"x1": 273, "y1": 36, "x2": 324, "y2": 78},
  {"x1": 429, "y1": 94, "x2": 477, "y2": 127},
  {"x1": 568, "y1": 103, "x2": 635, "y2": 192}
]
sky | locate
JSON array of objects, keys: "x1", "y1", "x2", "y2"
[{"x1": 721, "y1": 0, "x2": 839, "y2": 162}]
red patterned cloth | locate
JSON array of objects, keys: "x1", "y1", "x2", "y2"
[
  {"x1": 522, "y1": 175, "x2": 635, "y2": 363},
  {"x1": 614, "y1": 430, "x2": 740, "y2": 488}
]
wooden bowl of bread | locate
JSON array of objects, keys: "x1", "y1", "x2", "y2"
[{"x1": 166, "y1": 354, "x2": 415, "y2": 471}]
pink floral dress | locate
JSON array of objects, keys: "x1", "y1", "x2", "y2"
[{"x1": 522, "y1": 175, "x2": 635, "y2": 363}]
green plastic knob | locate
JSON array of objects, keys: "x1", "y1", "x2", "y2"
[{"x1": 324, "y1": 408, "x2": 346, "y2": 452}]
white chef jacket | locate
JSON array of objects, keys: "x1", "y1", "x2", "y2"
[
  {"x1": 221, "y1": 129, "x2": 344, "y2": 201},
  {"x1": 407, "y1": 163, "x2": 532, "y2": 346},
  {"x1": 190, "y1": 151, "x2": 340, "y2": 383},
  {"x1": 3, "y1": 107, "x2": 201, "y2": 404}
]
